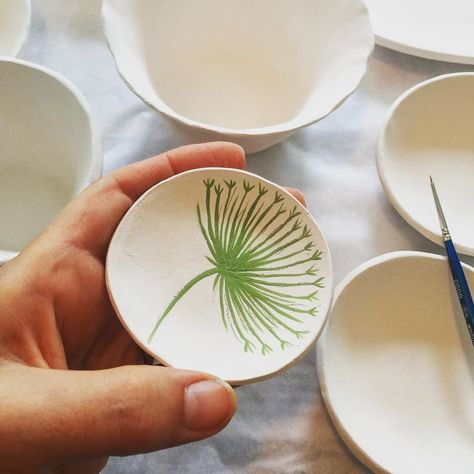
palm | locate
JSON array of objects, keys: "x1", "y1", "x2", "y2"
[
  {"x1": 51, "y1": 249, "x2": 143, "y2": 370},
  {"x1": 0, "y1": 144, "x2": 247, "y2": 474},
  {"x1": 2, "y1": 143, "x2": 245, "y2": 371}
]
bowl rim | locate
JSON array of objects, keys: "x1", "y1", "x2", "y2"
[
  {"x1": 105, "y1": 167, "x2": 334, "y2": 384},
  {"x1": 0, "y1": 57, "x2": 103, "y2": 265},
  {"x1": 376, "y1": 72, "x2": 474, "y2": 257},
  {"x1": 1, "y1": 0, "x2": 31, "y2": 57},
  {"x1": 101, "y1": 0, "x2": 374, "y2": 137},
  {"x1": 364, "y1": 0, "x2": 474, "y2": 66}
]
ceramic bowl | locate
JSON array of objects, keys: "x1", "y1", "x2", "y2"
[
  {"x1": 0, "y1": 0, "x2": 31, "y2": 56},
  {"x1": 377, "y1": 73, "x2": 474, "y2": 256},
  {"x1": 106, "y1": 168, "x2": 333, "y2": 384},
  {"x1": 317, "y1": 251, "x2": 474, "y2": 473},
  {"x1": 102, "y1": 0, "x2": 373, "y2": 154},
  {"x1": 0, "y1": 59, "x2": 102, "y2": 264},
  {"x1": 365, "y1": 0, "x2": 474, "y2": 64}
]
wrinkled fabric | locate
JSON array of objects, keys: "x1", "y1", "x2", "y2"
[{"x1": 20, "y1": 1, "x2": 474, "y2": 472}]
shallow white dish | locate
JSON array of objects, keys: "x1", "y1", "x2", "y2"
[
  {"x1": 317, "y1": 251, "x2": 474, "y2": 473},
  {"x1": 102, "y1": 0, "x2": 373, "y2": 154},
  {"x1": 106, "y1": 168, "x2": 333, "y2": 384},
  {"x1": 0, "y1": 0, "x2": 30, "y2": 56},
  {"x1": 0, "y1": 59, "x2": 102, "y2": 264},
  {"x1": 377, "y1": 73, "x2": 474, "y2": 256},
  {"x1": 365, "y1": 0, "x2": 474, "y2": 64}
]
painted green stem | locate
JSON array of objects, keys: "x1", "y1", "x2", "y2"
[{"x1": 148, "y1": 267, "x2": 219, "y2": 342}]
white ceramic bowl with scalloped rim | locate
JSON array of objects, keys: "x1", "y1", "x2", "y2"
[{"x1": 102, "y1": 0, "x2": 373, "y2": 153}]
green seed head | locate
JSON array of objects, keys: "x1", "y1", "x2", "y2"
[{"x1": 148, "y1": 177, "x2": 325, "y2": 354}]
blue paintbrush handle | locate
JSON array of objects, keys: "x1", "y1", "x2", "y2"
[{"x1": 444, "y1": 239, "x2": 474, "y2": 346}]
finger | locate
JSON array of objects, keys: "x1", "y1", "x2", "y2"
[
  {"x1": 4, "y1": 365, "x2": 237, "y2": 465},
  {"x1": 56, "y1": 457, "x2": 108, "y2": 474},
  {"x1": 109, "y1": 141, "x2": 246, "y2": 201},
  {"x1": 284, "y1": 187, "x2": 306, "y2": 207},
  {"x1": 40, "y1": 142, "x2": 245, "y2": 258}
]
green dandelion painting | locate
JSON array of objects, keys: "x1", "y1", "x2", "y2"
[{"x1": 148, "y1": 178, "x2": 325, "y2": 355}]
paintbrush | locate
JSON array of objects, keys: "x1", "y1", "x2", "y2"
[{"x1": 430, "y1": 176, "x2": 474, "y2": 346}]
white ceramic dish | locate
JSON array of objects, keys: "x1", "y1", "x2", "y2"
[
  {"x1": 0, "y1": 58, "x2": 102, "y2": 264},
  {"x1": 317, "y1": 251, "x2": 474, "y2": 473},
  {"x1": 102, "y1": 0, "x2": 373, "y2": 154},
  {"x1": 106, "y1": 168, "x2": 333, "y2": 384},
  {"x1": 365, "y1": 0, "x2": 474, "y2": 64},
  {"x1": 0, "y1": 0, "x2": 31, "y2": 56},
  {"x1": 377, "y1": 73, "x2": 474, "y2": 256}
]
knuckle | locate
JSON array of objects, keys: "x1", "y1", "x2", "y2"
[{"x1": 108, "y1": 367, "x2": 155, "y2": 453}]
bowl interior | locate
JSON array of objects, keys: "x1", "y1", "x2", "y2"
[
  {"x1": 106, "y1": 168, "x2": 333, "y2": 384},
  {"x1": 103, "y1": 0, "x2": 372, "y2": 132},
  {"x1": 378, "y1": 74, "x2": 474, "y2": 255},
  {"x1": 318, "y1": 252, "x2": 474, "y2": 472},
  {"x1": 0, "y1": 60, "x2": 96, "y2": 257},
  {"x1": 0, "y1": 0, "x2": 30, "y2": 56}
]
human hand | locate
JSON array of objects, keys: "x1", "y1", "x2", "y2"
[{"x1": 0, "y1": 142, "x2": 305, "y2": 473}]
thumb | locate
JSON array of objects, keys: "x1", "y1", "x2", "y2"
[{"x1": 7, "y1": 365, "x2": 237, "y2": 463}]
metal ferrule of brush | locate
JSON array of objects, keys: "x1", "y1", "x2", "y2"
[{"x1": 441, "y1": 227, "x2": 451, "y2": 242}]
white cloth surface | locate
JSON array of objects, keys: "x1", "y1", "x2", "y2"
[{"x1": 19, "y1": 1, "x2": 474, "y2": 472}]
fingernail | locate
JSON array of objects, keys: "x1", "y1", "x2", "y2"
[{"x1": 184, "y1": 379, "x2": 236, "y2": 431}]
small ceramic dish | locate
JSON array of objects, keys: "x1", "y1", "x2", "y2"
[
  {"x1": 365, "y1": 0, "x2": 474, "y2": 64},
  {"x1": 377, "y1": 73, "x2": 474, "y2": 256},
  {"x1": 0, "y1": 58, "x2": 102, "y2": 264},
  {"x1": 102, "y1": 0, "x2": 373, "y2": 153},
  {"x1": 0, "y1": 0, "x2": 31, "y2": 56},
  {"x1": 317, "y1": 251, "x2": 474, "y2": 473},
  {"x1": 106, "y1": 168, "x2": 333, "y2": 384}
]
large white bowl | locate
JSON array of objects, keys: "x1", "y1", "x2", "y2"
[
  {"x1": 377, "y1": 73, "x2": 474, "y2": 256},
  {"x1": 0, "y1": 59, "x2": 102, "y2": 264},
  {"x1": 0, "y1": 0, "x2": 30, "y2": 56},
  {"x1": 102, "y1": 0, "x2": 373, "y2": 153}
]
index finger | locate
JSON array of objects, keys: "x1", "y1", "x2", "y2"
[{"x1": 48, "y1": 142, "x2": 245, "y2": 259}]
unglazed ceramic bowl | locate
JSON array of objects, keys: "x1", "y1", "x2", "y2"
[
  {"x1": 377, "y1": 73, "x2": 474, "y2": 256},
  {"x1": 106, "y1": 168, "x2": 333, "y2": 384},
  {"x1": 0, "y1": 59, "x2": 102, "y2": 264},
  {"x1": 365, "y1": 0, "x2": 474, "y2": 64},
  {"x1": 102, "y1": 0, "x2": 373, "y2": 153},
  {"x1": 0, "y1": 0, "x2": 30, "y2": 56},
  {"x1": 317, "y1": 251, "x2": 474, "y2": 473}
]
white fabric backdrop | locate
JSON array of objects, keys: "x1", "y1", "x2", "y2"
[{"x1": 20, "y1": 1, "x2": 474, "y2": 472}]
